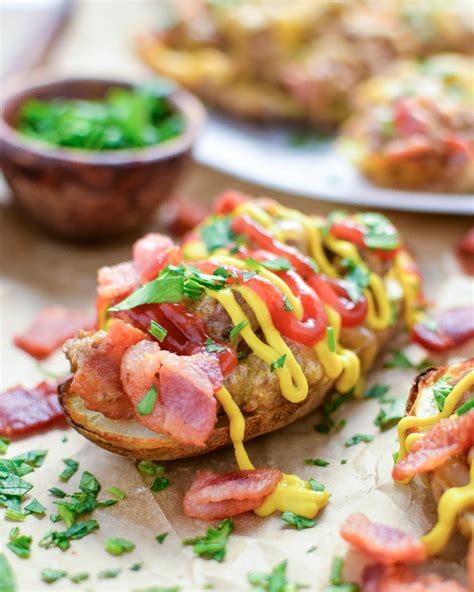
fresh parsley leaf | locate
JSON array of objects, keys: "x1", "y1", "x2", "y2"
[
  {"x1": 281, "y1": 512, "x2": 316, "y2": 530},
  {"x1": 106, "y1": 486, "x2": 126, "y2": 500},
  {"x1": 344, "y1": 433, "x2": 374, "y2": 447},
  {"x1": 341, "y1": 259, "x2": 370, "y2": 303},
  {"x1": 270, "y1": 354, "x2": 286, "y2": 372},
  {"x1": 229, "y1": 320, "x2": 247, "y2": 340},
  {"x1": 0, "y1": 553, "x2": 15, "y2": 592},
  {"x1": 11, "y1": 450, "x2": 47, "y2": 468},
  {"x1": 48, "y1": 487, "x2": 67, "y2": 498},
  {"x1": 261, "y1": 257, "x2": 292, "y2": 271},
  {"x1": 41, "y1": 569, "x2": 67, "y2": 584},
  {"x1": 432, "y1": 376, "x2": 454, "y2": 412},
  {"x1": 340, "y1": 459, "x2": 347, "y2": 465},
  {"x1": 79, "y1": 471, "x2": 101, "y2": 496},
  {"x1": 109, "y1": 277, "x2": 184, "y2": 312},
  {"x1": 364, "y1": 384, "x2": 390, "y2": 399},
  {"x1": 39, "y1": 520, "x2": 99, "y2": 551},
  {"x1": 307, "y1": 545, "x2": 318, "y2": 553},
  {"x1": 305, "y1": 458, "x2": 330, "y2": 467},
  {"x1": 384, "y1": 350, "x2": 428, "y2": 370},
  {"x1": 137, "y1": 461, "x2": 165, "y2": 477},
  {"x1": 325, "y1": 556, "x2": 360, "y2": 591},
  {"x1": 248, "y1": 560, "x2": 302, "y2": 592},
  {"x1": 314, "y1": 390, "x2": 353, "y2": 435},
  {"x1": 137, "y1": 385, "x2": 158, "y2": 416},
  {"x1": 7, "y1": 527, "x2": 32, "y2": 559},
  {"x1": 98, "y1": 568, "x2": 121, "y2": 579},
  {"x1": 5, "y1": 508, "x2": 26, "y2": 522},
  {"x1": 308, "y1": 478, "x2": 325, "y2": 492},
  {"x1": 355, "y1": 213, "x2": 400, "y2": 251},
  {"x1": 130, "y1": 563, "x2": 143, "y2": 572},
  {"x1": 183, "y1": 517, "x2": 233, "y2": 562},
  {"x1": 24, "y1": 498, "x2": 46, "y2": 516},
  {"x1": 282, "y1": 295, "x2": 294, "y2": 311},
  {"x1": 457, "y1": 398, "x2": 474, "y2": 416},
  {"x1": 0, "y1": 437, "x2": 10, "y2": 455},
  {"x1": 105, "y1": 537, "x2": 136, "y2": 556},
  {"x1": 201, "y1": 217, "x2": 236, "y2": 253},
  {"x1": 59, "y1": 458, "x2": 79, "y2": 482},
  {"x1": 374, "y1": 398, "x2": 406, "y2": 431},
  {"x1": 149, "y1": 320, "x2": 167, "y2": 342},
  {"x1": 151, "y1": 477, "x2": 169, "y2": 492},
  {"x1": 326, "y1": 327, "x2": 336, "y2": 353},
  {"x1": 205, "y1": 338, "x2": 225, "y2": 354},
  {"x1": 156, "y1": 532, "x2": 168, "y2": 544},
  {"x1": 70, "y1": 572, "x2": 89, "y2": 583}
]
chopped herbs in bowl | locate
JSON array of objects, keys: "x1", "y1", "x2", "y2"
[{"x1": 17, "y1": 85, "x2": 185, "y2": 151}]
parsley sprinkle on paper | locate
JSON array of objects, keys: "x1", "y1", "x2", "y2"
[
  {"x1": 137, "y1": 460, "x2": 165, "y2": 477},
  {"x1": 270, "y1": 354, "x2": 286, "y2": 372},
  {"x1": 0, "y1": 437, "x2": 10, "y2": 455},
  {"x1": 308, "y1": 478, "x2": 325, "y2": 492},
  {"x1": 151, "y1": 477, "x2": 170, "y2": 492},
  {"x1": 305, "y1": 458, "x2": 330, "y2": 467},
  {"x1": 24, "y1": 498, "x2": 46, "y2": 517},
  {"x1": 344, "y1": 433, "x2": 374, "y2": 447},
  {"x1": 105, "y1": 537, "x2": 136, "y2": 556},
  {"x1": 48, "y1": 487, "x2": 67, "y2": 498},
  {"x1": 39, "y1": 520, "x2": 99, "y2": 551},
  {"x1": 229, "y1": 320, "x2": 248, "y2": 340},
  {"x1": 70, "y1": 572, "x2": 89, "y2": 583},
  {"x1": 374, "y1": 398, "x2": 406, "y2": 431},
  {"x1": 183, "y1": 517, "x2": 233, "y2": 562},
  {"x1": 248, "y1": 560, "x2": 302, "y2": 592},
  {"x1": 0, "y1": 554, "x2": 15, "y2": 591},
  {"x1": 41, "y1": 569, "x2": 67, "y2": 584},
  {"x1": 59, "y1": 458, "x2": 79, "y2": 482},
  {"x1": 98, "y1": 568, "x2": 121, "y2": 579},
  {"x1": 106, "y1": 486, "x2": 126, "y2": 500},
  {"x1": 326, "y1": 556, "x2": 360, "y2": 591},
  {"x1": 364, "y1": 384, "x2": 390, "y2": 399},
  {"x1": 7, "y1": 527, "x2": 32, "y2": 558},
  {"x1": 149, "y1": 320, "x2": 168, "y2": 342},
  {"x1": 281, "y1": 512, "x2": 316, "y2": 530},
  {"x1": 137, "y1": 385, "x2": 158, "y2": 416},
  {"x1": 156, "y1": 532, "x2": 168, "y2": 544}
]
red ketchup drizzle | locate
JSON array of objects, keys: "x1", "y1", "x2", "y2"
[
  {"x1": 329, "y1": 220, "x2": 400, "y2": 261},
  {"x1": 111, "y1": 303, "x2": 237, "y2": 376}
]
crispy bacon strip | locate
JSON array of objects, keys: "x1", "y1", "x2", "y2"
[
  {"x1": 0, "y1": 381, "x2": 64, "y2": 437},
  {"x1": 183, "y1": 469, "x2": 282, "y2": 520},
  {"x1": 132, "y1": 233, "x2": 182, "y2": 282},
  {"x1": 362, "y1": 564, "x2": 468, "y2": 592},
  {"x1": 97, "y1": 261, "x2": 139, "y2": 300},
  {"x1": 71, "y1": 320, "x2": 145, "y2": 420},
  {"x1": 392, "y1": 411, "x2": 474, "y2": 482},
  {"x1": 341, "y1": 513, "x2": 427, "y2": 565},
  {"x1": 411, "y1": 306, "x2": 474, "y2": 352},
  {"x1": 14, "y1": 306, "x2": 95, "y2": 360},
  {"x1": 121, "y1": 341, "x2": 222, "y2": 445}
]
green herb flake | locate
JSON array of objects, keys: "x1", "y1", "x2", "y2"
[
  {"x1": 137, "y1": 385, "x2": 158, "y2": 416},
  {"x1": 384, "y1": 350, "x2": 427, "y2": 370},
  {"x1": 205, "y1": 338, "x2": 226, "y2": 354},
  {"x1": 70, "y1": 572, "x2": 89, "y2": 583},
  {"x1": 456, "y1": 398, "x2": 474, "y2": 416},
  {"x1": 374, "y1": 398, "x2": 407, "y2": 431},
  {"x1": 201, "y1": 217, "x2": 236, "y2": 253},
  {"x1": 248, "y1": 560, "x2": 302, "y2": 592},
  {"x1": 48, "y1": 487, "x2": 67, "y2": 498},
  {"x1": 79, "y1": 471, "x2": 101, "y2": 496},
  {"x1": 270, "y1": 354, "x2": 287, "y2": 372},
  {"x1": 105, "y1": 537, "x2": 136, "y2": 556},
  {"x1": 344, "y1": 433, "x2": 374, "y2": 447},
  {"x1": 432, "y1": 376, "x2": 454, "y2": 412},
  {"x1": 98, "y1": 568, "x2": 121, "y2": 579},
  {"x1": 5, "y1": 508, "x2": 26, "y2": 522},
  {"x1": 282, "y1": 295, "x2": 294, "y2": 311},
  {"x1": 364, "y1": 384, "x2": 390, "y2": 399},
  {"x1": 130, "y1": 563, "x2": 143, "y2": 572},
  {"x1": 229, "y1": 321, "x2": 248, "y2": 340},
  {"x1": 325, "y1": 556, "x2": 360, "y2": 591},
  {"x1": 307, "y1": 545, "x2": 318, "y2": 553},
  {"x1": 59, "y1": 458, "x2": 79, "y2": 482},
  {"x1": 39, "y1": 519, "x2": 99, "y2": 552},
  {"x1": 7, "y1": 527, "x2": 32, "y2": 559},
  {"x1": 151, "y1": 477, "x2": 170, "y2": 492},
  {"x1": 341, "y1": 258, "x2": 370, "y2": 303},
  {"x1": 110, "y1": 277, "x2": 184, "y2": 312},
  {"x1": 355, "y1": 212, "x2": 400, "y2": 251},
  {"x1": 106, "y1": 486, "x2": 126, "y2": 500},
  {"x1": 0, "y1": 437, "x2": 11, "y2": 455},
  {"x1": 281, "y1": 512, "x2": 316, "y2": 530},
  {"x1": 183, "y1": 517, "x2": 233, "y2": 562},
  {"x1": 305, "y1": 458, "x2": 330, "y2": 467},
  {"x1": 326, "y1": 326, "x2": 336, "y2": 353},
  {"x1": 0, "y1": 553, "x2": 15, "y2": 592},
  {"x1": 24, "y1": 498, "x2": 46, "y2": 516},
  {"x1": 340, "y1": 459, "x2": 347, "y2": 465},
  {"x1": 41, "y1": 569, "x2": 67, "y2": 584},
  {"x1": 149, "y1": 320, "x2": 168, "y2": 342},
  {"x1": 137, "y1": 461, "x2": 165, "y2": 477},
  {"x1": 156, "y1": 532, "x2": 168, "y2": 544},
  {"x1": 261, "y1": 257, "x2": 292, "y2": 272},
  {"x1": 308, "y1": 478, "x2": 325, "y2": 492}
]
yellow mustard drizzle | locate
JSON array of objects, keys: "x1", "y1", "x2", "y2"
[
  {"x1": 215, "y1": 387, "x2": 253, "y2": 471},
  {"x1": 421, "y1": 461, "x2": 474, "y2": 556},
  {"x1": 394, "y1": 250, "x2": 424, "y2": 328}
]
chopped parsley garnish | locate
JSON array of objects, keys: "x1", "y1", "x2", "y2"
[
  {"x1": 5, "y1": 508, "x2": 26, "y2": 522},
  {"x1": 24, "y1": 498, "x2": 46, "y2": 516},
  {"x1": 270, "y1": 354, "x2": 287, "y2": 372},
  {"x1": 137, "y1": 461, "x2": 165, "y2": 476},
  {"x1": 106, "y1": 486, "x2": 126, "y2": 500},
  {"x1": 79, "y1": 471, "x2": 101, "y2": 495},
  {"x1": 7, "y1": 527, "x2": 32, "y2": 558},
  {"x1": 151, "y1": 477, "x2": 170, "y2": 492},
  {"x1": 156, "y1": 532, "x2": 168, "y2": 544},
  {"x1": 105, "y1": 537, "x2": 136, "y2": 556},
  {"x1": 457, "y1": 398, "x2": 474, "y2": 416},
  {"x1": 59, "y1": 458, "x2": 79, "y2": 482},
  {"x1": 39, "y1": 519, "x2": 99, "y2": 551},
  {"x1": 341, "y1": 258, "x2": 370, "y2": 303},
  {"x1": 137, "y1": 385, "x2": 158, "y2": 416},
  {"x1": 41, "y1": 569, "x2": 67, "y2": 584},
  {"x1": 242, "y1": 270, "x2": 258, "y2": 282},
  {"x1": 345, "y1": 433, "x2": 374, "y2": 447},
  {"x1": 201, "y1": 216, "x2": 236, "y2": 253},
  {"x1": 183, "y1": 517, "x2": 233, "y2": 562},
  {"x1": 205, "y1": 338, "x2": 226, "y2": 354},
  {"x1": 432, "y1": 376, "x2": 454, "y2": 412},
  {"x1": 364, "y1": 384, "x2": 390, "y2": 399},
  {"x1": 261, "y1": 257, "x2": 292, "y2": 271},
  {"x1": 289, "y1": 128, "x2": 331, "y2": 147},
  {"x1": 305, "y1": 458, "x2": 330, "y2": 467},
  {"x1": 0, "y1": 554, "x2": 15, "y2": 591},
  {"x1": 248, "y1": 560, "x2": 302, "y2": 592},
  {"x1": 130, "y1": 563, "x2": 143, "y2": 572},
  {"x1": 308, "y1": 478, "x2": 325, "y2": 492},
  {"x1": 70, "y1": 572, "x2": 89, "y2": 583},
  {"x1": 229, "y1": 320, "x2": 248, "y2": 340},
  {"x1": 325, "y1": 556, "x2": 360, "y2": 591},
  {"x1": 282, "y1": 295, "x2": 294, "y2": 311},
  {"x1": 149, "y1": 320, "x2": 167, "y2": 342},
  {"x1": 281, "y1": 512, "x2": 316, "y2": 530},
  {"x1": 0, "y1": 437, "x2": 10, "y2": 455},
  {"x1": 326, "y1": 327, "x2": 336, "y2": 353},
  {"x1": 340, "y1": 459, "x2": 347, "y2": 465},
  {"x1": 314, "y1": 390, "x2": 353, "y2": 435},
  {"x1": 355, "y1": 212, "x2": 400, "y2": 251},
  {"x1": 48, "y1": 487, "x2": 67, "y2": 498},
  {"x1": 307, "y1": 545, "x2": 318, "y2": 553},
  {"x1": 109, "y1": 276, "x2": 184, "y2": 311},
  {"x1": 374, "y1": 397, "x2": 406, "y2": 431},
  {"x1": 384, "y1": 350, "x2": 429, "y2": 370},
  {"x1": 98, "y1": 568, "x2": 121, "y2": 579}
]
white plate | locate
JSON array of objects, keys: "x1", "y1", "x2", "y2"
[{"x1": 194, "y1": 112, "x2": 473, "y2": 215}]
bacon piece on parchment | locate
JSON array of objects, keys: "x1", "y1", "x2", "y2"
[
  {"x1": 14, "y1": 306, "x2": 95, "y2": 360},
  {"x1": 392, "y1": 411, "x2": 474, "y2": 482},
  {"x1": 121, "y1": 340, "x2": 222, "y2": 445},
  {"x1": 71, "y1": 320, "x2": 145, "y2": 420},
  {"x1": 341, "y1": 513, "x2": 427, "y2": 565},
  {"x1": 183, "y1": 469, "x2": 282, "y2": 520},
  {"x1": 0, "y1": 381, "x2": 64, "y2": 437},
  {"x1": 411, "y1": 306, "x2": 474, "y2": 352},
  {"x1": 362, "y1": 563, "x2": 468, "y2": 592}
]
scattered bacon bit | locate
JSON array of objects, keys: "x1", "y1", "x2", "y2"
[
  {"x1": 362, "y1": 563, "x2": 468, "y2": 592},
  {"x1": 392, "y1": 411, "x2": 474, "y2": 481},
  {"x1": 214, "y1": 189, "x2": 251, "y2": 215},
  {"x1": 393, "y1": 99, "x2": 429, "y2": 137},
  {"x1": 183, "y1": 469, "x2": 282, "y2": 520},
  {"x1": 0, "y1": 381, "x2": 65, "y2": 437},
  {"x1": 71, "y1": 320, "x2": 145, "y2": 420},
  {"x1": 456, "y1": 228, "x2": 474, "y2": 276},
  {"x1": 161, "y1": 198, "x2": 210, "y2": 237},
  {"x1": 411, "y1": 306, "x2": 474, "y2": 352},
  {"x1": 13, "y1": 306, "x2": 95, "y2": 360},
  {"x1": 341, "y1": 513, "x2": 427, "y2": 565},
  {"x1": 97, "y1": 261, "x2": 139, "y2": 300},
  {"x1": 133, "y1": 233, "x2": 182, "y2": 282},
  {"x1": 121, "y1": 340, "x2": 222, "y2": 445}
]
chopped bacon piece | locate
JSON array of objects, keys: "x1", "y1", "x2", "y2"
[
  {"x1": 121, "y1": 341, "x2": 222, "y2": 445},
  {"x1": 97, "y1": 261, "x2": 139, "y2": 300},
  {"x1": 160, "y1": 198, "x2": 210, "y2": 237},
  {"x1": 411, "y1": 306, "x2": 474, "y2": 352},
  {"x1": 214, "y1": 190, "x2": 251, "y2": 215},
  {"x1": 133, "y1": 233, "x2": 182, "y2": 282},
  {"x1": 183, "y1": 469, "x2": 282, "y2": 520},
  {"x1": 392, "y1": 411, "x2": 474, "y2": 481},
  {"x1": 14, "y1": 306, "x2": 95, "y2": 360},
  {"x1": 0, "y1": 381, "x2": 64, "y2": 437},
  {"x1": 71, "y1": 320, "x2": 145, "y2": 420},
  {"x1": 456, "y1": 228, "x2": 474, "y2": 276},
  {"x1": 362, "y1": 563, "x2": 468, "y2": 592},
  {"x1": 341, "y1": 513, "x2": 427, "y2": 565}
]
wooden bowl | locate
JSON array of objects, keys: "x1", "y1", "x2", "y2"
[{"x1": 0, "y1": 74, "x2": 206, "y2": 241}]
